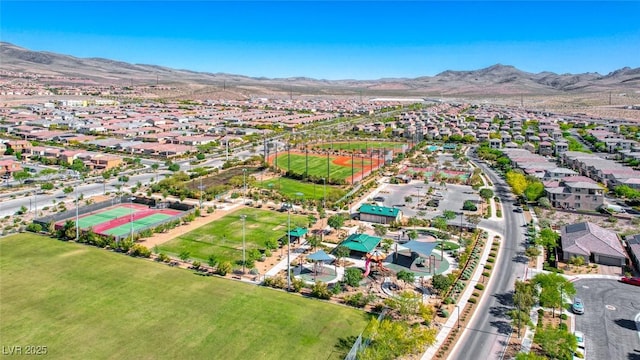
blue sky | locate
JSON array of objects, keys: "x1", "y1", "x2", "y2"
[{"x1": 1, "y1": 1, "x2": 639, "y2": 80}]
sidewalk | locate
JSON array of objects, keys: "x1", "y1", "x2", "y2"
[{"x1": 421, "y1": 228, "x2": 500, "y2": 360}]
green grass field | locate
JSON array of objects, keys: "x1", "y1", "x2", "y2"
[
  {"x1": 159, "y1": 208, "x2": 307, "y2": 264},
  {"x1": 316, "y1": 141, "x2": 406, "y2": 151},
  {"x1": 273, "y1": 153, "x2": 370, "y2": 181},
  {"x1": 258, "y1": 177, "x2": 346, "y2": 202},
  {"x1": 0, "y1": 233, "x2": 368, "y2": 359}
]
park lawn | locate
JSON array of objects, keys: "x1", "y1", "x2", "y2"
[
  {"x1": 259, "y1": 177, "x2": 346, "y2": 202},
  {"x1": 273, "y1": 153, "x2": 371, "y2": 181},
  {"x1": 159, "y1": 208, "x2": 308, "y2": 264},
  {"x1": 0, "y1": 233, "x2": 368, "y2": 360},
  {"x1": 316, "y1": 141, "x2": 406, "y2": 151}
]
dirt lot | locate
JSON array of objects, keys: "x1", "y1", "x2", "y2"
[{"x1": 538, "y1": 208, "x2": 639, "y2": 236}]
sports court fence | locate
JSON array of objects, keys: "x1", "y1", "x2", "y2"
[{"x1": 33, "y1": 196, "x2": 196, "y2": 240}]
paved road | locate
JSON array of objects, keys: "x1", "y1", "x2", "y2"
[
  {"x1": 0, "y1": 171, "x2": 161, "y2": 217},
  {"x1": 450, "y1": 158, "x2": 528, "y2": 360},
  {"x1": 574, "y1": 279, "x2": 640, "y2": 360}
]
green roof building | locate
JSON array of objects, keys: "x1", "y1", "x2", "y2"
[
  {"x1": 286, "y1": 227, "x2": 308, "y2": 243},
  {"x1": 339, "y1": 233, "x2": 382, "y2": 254},
  {"x1": 358, "y1": 204, "x2": 403, "y2": 225}
]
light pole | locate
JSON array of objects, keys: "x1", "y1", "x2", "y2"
[
  {"x1": 74, "y1": 172, "x2": 79, "y2": 242},
  {"x1": 287, "y1": 208, "x2": 291, "y2": 291},
  {"x1": 455, "y1": 304, "x2": 460, "y2": 329},
  {"x1": 241, "y1": 214, "x2": 246, "y2": 274},
  {"x1": 130, "y1": 195, "x2": 136, "y2": 241},
  {"x1": 33, "y1": 190, "x2": 38, "y2": 220},
  {"x1": 198, "y1": 176, "x2": 204, "y2": 209},
  {"x1": 243, "y1": 168, "x2": 247, "y2": 205},
  {"x1": 322, "y1": 177, "x2": 326, "y2": 209}
]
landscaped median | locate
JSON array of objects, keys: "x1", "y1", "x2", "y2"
[{"x1": 432, "y1": 233, "x2": 501, "y2": 359}]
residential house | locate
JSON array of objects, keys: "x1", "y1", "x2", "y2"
[{"x1": 561, "y1": 222, "x2": 627, "y2": 266}]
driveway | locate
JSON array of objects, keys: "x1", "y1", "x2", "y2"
[{"x1": 573, "y1": 278, "x2": 640, "y2": 360}]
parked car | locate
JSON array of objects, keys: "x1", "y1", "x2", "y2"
[
  {"x1": 572, "y1": 298, "x2": 585, "y2": 315},
  {"x1": 619, "y1": 276, "x2": 640, "y2": 287},
  {"x1": 574, "y1": 331, "x2": 586, "y2": 359},
  {"x1": 373, "y1": 196, "x2": 385, "y2": 202},
  {"x1": 513, "y1": 207, "x2": 523, "y2": 213}
]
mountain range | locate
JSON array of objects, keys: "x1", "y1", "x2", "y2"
[{"x1": 2, "y1": 42, "x2": 639, "y2": 97}]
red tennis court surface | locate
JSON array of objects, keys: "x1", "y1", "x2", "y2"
[{"x1": 57, "y1": 203, "x2": 183, "y2": 238}]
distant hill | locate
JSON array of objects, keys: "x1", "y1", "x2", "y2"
[{"x1": 1, "y1": 42, "x2": 639, "y2": 97}]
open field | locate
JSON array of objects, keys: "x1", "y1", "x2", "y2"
[
  {"x1": 258, "y1": 177, "x2": 347, "y2": 202},
  {"x1": 315, "y1": 141, "x2": 407, "y2": 152},
  {"x1": 270, "y1": 153, "x2": 380, "y2": 183},
  {"x1": 159, "y1": 208, "x2": 307, "y2": 264},
  {"x1": 0, "y1": 233, "x2": 368, "y2": 360}
]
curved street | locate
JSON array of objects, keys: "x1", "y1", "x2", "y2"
[{"x1": 448, "y1": 158, "x2": 528, "y2": 360}]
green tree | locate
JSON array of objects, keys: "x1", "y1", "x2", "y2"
[
  {"x1": 431, "y1": 217, "x2": 448, "y2": 232},
  {"x1": 535, "y1": 326, "x2": 577, "y2": 360},
  {"x1": 524, "y1": 181, "x2": 545, "y2": 202},
  {"x1": 536, "y1": 228, "x2": 560, "y2": 251},
  {"x1": 196, "y1": 153, "x2": 206, "y2": 160},
  {"x1": 168, "y1": 163, "x2": 180, "y2": 172},
  {"x1": 373, "y1": 224, "x2": 387, "y2": 237},
  {"x1": 306, "y1": 234, "x2": 321, "y2": 251},
  {"x1": 359, "y1": 317, "x2": 436, "y2": 360},
  {"x1": 344, "y1": 267, "x2": 363, "y2": 287},
  {"x1": 533, "y1": 272, "x2": 576, "y2": 317},
  {"x1": 13, "y1": 170, "x2": 31, "y2": 185},
  {"x1": 442, "y1": 210, "x2": 457, "y2": 220},
  {"x1": 327, "y1": 213, "x2": 345, "y2": 231},
  {"x1": 40, "y1": 182, "x2": 54, "y2": 191},
  {"x1": 512, "y1": 280, "x2": 536, "y2": 336},
  {"x1": 431, "y1": 274, "x2": 452, "y2": 295},
  {"x1": 334, "y1": 245, "x2": 350, "y2": 266},
  {"x1": 396, "y1": 270, "x2": 415, "y2": 288},
  {"x1": 479, "y1": 188, "x2": 494, "y2": 202}
]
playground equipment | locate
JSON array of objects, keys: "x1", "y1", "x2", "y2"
[{"x1": 364, "y1": 249, "x2": 389, "y2": 276}]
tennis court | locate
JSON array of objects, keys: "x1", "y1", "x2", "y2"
[
  {"x1": 102, "y1": 213, "x2": 175, "y2": 237},
  {"x1": 56, "y1": 203, "x2": 185, "y2": 239}
]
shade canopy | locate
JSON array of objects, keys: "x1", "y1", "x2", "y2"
[
  {"x1": 401, "y1": 241, "x2": 438, "y2": 256},
  {"x1": 307, "y1": 249, "x2": 334, "y2": 262}
]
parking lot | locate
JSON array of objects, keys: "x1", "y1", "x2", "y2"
[
  {"x1": 573, "y1": 278, "x2": 640, "y2": 360},
  {"x1": 374, "y1": 180, "x2": 481, "y2": 227}
]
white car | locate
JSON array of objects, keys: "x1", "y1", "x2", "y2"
[{"x1": 574, "y1": 331, "x2": 586, "y2": 359}]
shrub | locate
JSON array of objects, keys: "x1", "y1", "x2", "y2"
[
  {"x1": 468, "y1": 297, "x2": 477, "y2": 304},
  {"x1": 482, "y1": 271, "x2": 490, "y2": 277},
  {"x1": 157, "y1": 253, "x2": 170, "y2": 262},
  {"x1": 472, "y1": 292, "x2": 480, "y2": 297},
  {"x1": 192, "y1": 260, "x2": 201, "y2": 270},
  {"x1": 560, "y1": 313, "x2": 568, "y2": 320},
  {"x1": 484, "y1": 264, "x2": 493, "y2": 270},
  {"x1": 343, "y1": 267, "x2": 363, "y2": 287},
  {"x1": 475, "y1": 284, "x2": 485, "y2": 290},
  {"x1": 217, "y1": 261, "x2": 232, "y2": 276},
  {"x1": 129, "y1": 244, "x2": 151, "y2": 258},
  {"x1": 344, "y1": 292, "x2": 374, "y2": 308},
  {"x1": 486, "y1": 258, "x2": 495, "y2": 263},
  {"x1": 311, "y1": 281, "x2": 331, "y2": 300},
  {"x1": 26, "y1": 223, "x2": 42, "y2": 233},
  {"x1": 443, "y1": 297, "x2": 454, "y2": 305},
  {"x1": 559, "y1": 323, "x2": 568, "y2": 331}
]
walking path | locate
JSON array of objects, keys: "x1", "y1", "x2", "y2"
[{"x1": 420, "y1": 228, "x2": 500, "y2": 360}]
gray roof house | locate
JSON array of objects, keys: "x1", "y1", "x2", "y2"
[
  {"x1": 625, "y1": 234, "x2": 640, "y2": 271},
  {"x1": 561, "y1": 222, "x2": 628, "y2": 267}
]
